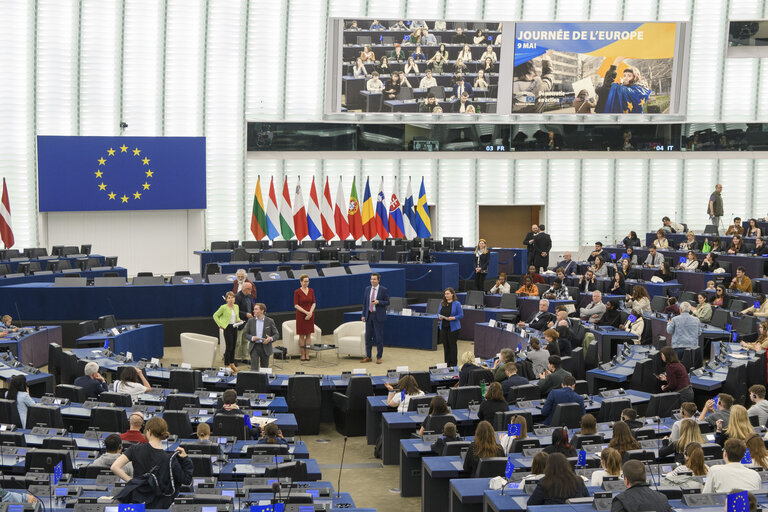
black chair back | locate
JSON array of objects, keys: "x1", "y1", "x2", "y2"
[
  {"x1": 180, "y1": 442, "x2": 221, "y2": 455},
  {"x1": 235, "y1": 371, "x2": 270, "y2": 395},
  {"x1": 571, "y1": 433, "x2": 605, "y2": 449},
  {"x1": 408, "y1": 371, "x2": 432, "y2": 393},
  {"x1": 0, "y1": 398, "x2": 22, "y2": 427},
  {"x1": 164, "y1": 410, "x2": 193, "y2": 439},
  {"x1": 42, "y1": 437, "x2": 76, "y2": 450},
  {"x1": 475, "y1": 457, "x2": 508, "y2": 477},
  {"x1": 442, "y1": 440, "x2": 470, "y2": 456},
  {"x1": 505, "y1": 384, "x2": 539, "y2": 404},
  {"x1": 407, "y1": 395, "x2": 434, "y2": 412},
  {"x1": 80, "y1": 465, "x2": 113, "y2": 479},
  {"x1": 212, "y1": 413, "x2": 250, "y2": 440},
  {"x1": 596, "y1": 398, "x2": 631, "y2": 423},
  {"x1": 467, "y1": 369, "x2": 494, "y2": 387},
  {"x1": 447, "y1": 386, "x2": 482, "y2": 410},
  {"x1": 499, "y1": 293, "x2": 517, "y2": 309},
  {"x1": 585, "y1": 340, "x2": 599, "y2": 370},
  {"x1": 90, "y1": 407, "x2": 129, "y2": 433},
  {"x1": 99, "y1": 392, "x2": 133, "y2": 408},
  {"x1": 26, "y1": 405, "x2": 64, "y2": 428},
  {"x1": 169, "y1": 369, "x2": 203, "y2": 393},
  {"x1": 287, "y1": 376, "x2": 322, "y2": 435},
  {"x1": 423, "y1": 414, "x2": 456, "y2": 435},
  {"x1": 78, "y1": 320, "x2": 97, "y2": 338},
  {"x1": 493, "y1": 410, "x2": 533, "y2": 433},
  {"x1": 48, "y1": 343, "x2": 62, "y2": 384},
  {"x1": 24, "y1": 448, "x2": 72, "y2": 474},
  {"x1": 188, "y1": 453, "x2": 214, "y2": 477},
  {"x1": 550, "y1": 403, "x2": 583, "y2": 429},
  {"x1": 465, "y1": 290, "x2": 484, "y2": 306},
  {"x1": 165, "y1": 394, "x2": 200, "y2": 410},
  {"x1": 344, "y1": 376, "x2": 374, "y2": 410},
  {"x1": 629, "y1": 358, "x2": 657, "y2": 393},
  {"x1": 509, "y1": 438, "x2": 540, "y2": 453}
]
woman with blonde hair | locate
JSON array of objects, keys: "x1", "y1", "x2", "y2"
[
  {"x1": 742, "y1": 321, "x2": 768, "y2": 351},
  {"x1": 608, "y1": 421, "x2": 640, "y2": 457},
  {"x1": 660, "y1": 418, "x2": 705, "y2": 461},
  {"x1": 715, "y1": 405, "x2": 753, "y2": 445},
  {"x1": 746, "y1": 433, "x2": 768, "y2": 468},
  {"x1": 590, "y1": 447, "x2": 622, "y2": 486},
  {"x1": 474, "y1": 239, "x2": 490, "y2": 291},
  {"x1": 458, "y1": 350, "x2": 480, "y2": 386},
  {"x1": 661, "y1": 442, "x2": 708, "y2": 488}
]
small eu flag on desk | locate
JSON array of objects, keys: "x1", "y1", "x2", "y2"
[
  {"x1": 103, "y1": 339, "x2": 110, "y2": 350},
  {"x1": 504, "y1": 455, "x2": 514, "y2": 479},
  {"x1": 244, "y1": 414, "x2": 251, "y2": 428},
  {"x1": 252, "y1": 504, "x2": 285, "y2": 512},
  {"x1": 727, "y1": 490, "x2": 749, "y2": 512},
  {"x1": 508, "y1": 423, "x2": 521, "y2": 436},
  {"x1": 401, "y1": 389, "x2": 406, "y2": 403},
  {"x1": 742, "y1": 448, "x2": 752, "y2": 464},
  {"x1": 577, "y1": 450, "x2": 587, "y2": 467},
  {"x1": 118, "y1": 505, "x2": 146, "y2": 512},
  {"x1": 53, "y1": 461, "x2": 63, "y2": 485}
]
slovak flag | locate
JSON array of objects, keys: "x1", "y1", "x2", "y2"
[{"x1": 388, "y1": 177, "x2": 405, "y2": 239}]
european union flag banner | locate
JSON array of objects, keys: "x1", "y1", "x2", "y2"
[
  {"x1": 504, "y1": 455, "x2": 515, "y2": 478},
  {"x1": 118, "y1": 505, "x2": 146, "y2": 512},
  {"x1": 37, "y1": 136, "x2": 206, "y2": 212},
  {"x1": 727, "y1": 491, "x2": 749, "y2": 512},
  {"x1": 53, "y1": 460, "x2": 63, "y2": 484}
]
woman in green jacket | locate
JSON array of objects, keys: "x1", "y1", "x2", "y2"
[{"x1": 213, "y1": 291, "x2": 240, "y2": 373}]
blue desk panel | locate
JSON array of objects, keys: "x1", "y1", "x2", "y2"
[
  {"x1": 372, "y1": 261, "x2": 459, "y2": 292},
  {"x1": 76, "y1": 324, "x2": 164, "y2": 360},
  {"x1": 496, "y1": 248, "x2": 527, "y2": 276},
  {"x1": 431, "y1": 251, "x2": 499, "y2": 281},
  {"x1": 0, "y1": 266, "x2": 127, "y2": 287},
  {"x1": 343, "y1": 311, "x2": 438, "y2": 350},
  {"x1": 0, "y1": 268, "x2": 406, "y2": 321}
]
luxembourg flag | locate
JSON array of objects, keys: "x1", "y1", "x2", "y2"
[
  {"x1": 265, "y1": 177, "x2": 281, "y2": 240},
  {"x1": 279, "y1": 177, "x2": 295, "y2": 240},
  {"x1": 307, "y1": 177, "x2": 323, "y2": 241},
  {"x1": 292, "y1": 179, "x2": 309, "y2": 241},
  {"x1": 388, "y1": 177, "x2": 405, "y2": 239},
  {"x1": 375, "y1": 177, "x2": 389, "y2": 239},
  {"x1": 320, "y1": 177, "x2": 335, "y2": 240},
  {"x1": 334, "y1": 177, "x2": 350, "y2": 240},
  {"x1": 403, "y1": 176, "x2": 417, "y2": 239}
]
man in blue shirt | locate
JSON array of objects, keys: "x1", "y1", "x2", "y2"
[
  {"x1": 666, "y1": 301, "x2": 702, "y2": 358},
  {"x1": 73, "y1": 361, "x2": 108, "y2": 399},
  {"x1": 540, "y1": 375, "x2": 585, "y2": 425}
]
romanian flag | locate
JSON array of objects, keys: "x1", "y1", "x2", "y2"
[
  {"x1": 348, "y1": 177, "x2": 363, "y2": 240},
  {"x1": 361, "y1": 177, "x2": 376, "y2": 241},
  {"x1": 250, "y1": 177, "x2": 268, "y2": 240}
]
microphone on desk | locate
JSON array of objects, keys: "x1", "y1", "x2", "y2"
[{"x1": 337, "y1": 435, "x2": 348, "y2": 498}]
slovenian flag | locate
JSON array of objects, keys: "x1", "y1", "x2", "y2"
[
  {"x1": 307, "y1": 177, "x2": 323, "y2": 241},
  {"x1": 388, "y1": 177, "x2": 405, "y2": 239},
  {"x1": 375, "y1": 178, "x2": 389, "y2": 239}
]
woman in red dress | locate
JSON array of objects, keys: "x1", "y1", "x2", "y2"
[{"x1": 294, "y1": 274, "x2": 316, "y2": 361}]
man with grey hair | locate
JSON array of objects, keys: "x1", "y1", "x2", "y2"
[
  {"x1": 232, "y1": 269, "x2": 257, "y2": 363},
  {"x1": 518, "y1": 299, "x2": 555, "y2": 331},
  {"x1": 580, "y1": 290, "x2": 606, "y2": 323},
  {"x1": 74, "y1": 361, "x2": 108, "y2": 399},
  {"x1": 667, "y1": 300, "x2": 702, "y2": 358}
]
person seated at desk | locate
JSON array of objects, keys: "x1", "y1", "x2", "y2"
[
  {"x1": 702, "y1": 438, "x2": 761, "y2": 493},
  {"x1": 698, "y1": 252, "x2": 718, "y2": 273},
  {"x1": 588, "y1": 241, "x2": 604, "y2": 263},
  {"x1": 540, "y1": 375, "x2": 584, "y2": 425},
  {"x1": 643, "y1": 246, "x2": 664, "y2": 267},
  {"x1": 553, "y1": 326, "x2": 575, "y2": 356},
  {"x1": 752, "y1": 236, "x2": 768, "y2": 255},
  {"x1": 592, "y1": 255, "x2": 609, "y2": 277},
  {"x1": 417, "y1": 395, "x2": 452, "y2": 436},
  {"x1": 451, "y1": 27, "x2": 471, "y2": 44},
  {"x1": 661, "y1": 442, "x2": 708, "y2": 489},
  {"x1": 678, "y1": 251, "x2": 699, "y2": 271},
  {"x1": 747, "y1": 218, "x2": 762, "y2": 238},
  {"x1": 678, "y1": 231, "x2": 699, "y2": 251},
  {"x1": 452, "y1": 91, "x2": 472, "y2": 113},
  {"x1": 591, "y1": 447, "x2": 622, "y2": 487},
  {"x1": 6, "y1": 375, "x2": 35, "y2": 428},
  {"x1": 543, "y1": 429, "x2": 576, "y2": 458},
  {"x1": 427, "y1": 52, "x2": 446, "y2": 74},
  {"x1": 657, "y1": 346, "x2": 694, "y2": 402},
  {"x1": 481, "y1": 44, "x2": 497, "y2": 63},
  {"x1": 526, "y1": 265, "x2": 545, "y2": 284},
  {"x1": 623, "y1": 247, "x2": 639, "y2": 266},
  {"x1": 389, "y1": 43, "x2": 407, "y2": 62},
  {"x1": 555, "y1": 251, "x2": 577, "y2": 275},
  {"x1": 611, "y1": 459, "x2": 672, "y2": 512},
  {"x1": 712, "y1": 284, "x2": 727, "y2": 307},
  {"x1": 121, "y1": 412, "x2": 148, "y2": 444},
  {"x1": 257, "y1": 422, "x2": 288, "y2": 445},
  {"x1": 519, "y1": 452, "x2": 548, "y2": 483},
  {"x1": 706, "y1": 236, "x2": 724, "y2": 253},
  {"x1": 652, "y1": 229, "x2": 670, "y2": 250},
  {"x1": 474, "y1": 69, "x2": 489, "y2": 88},
  {"x1": 663, "y1": 297, "x2": 680, "y2": 317},
  {"x1": 195, "y1": 423, "x2": 220, "y2": 448},
  {"x1": 113, "y1": 366, "x2": 152, "y2": 404},
  {"x1": 620, "y1": 408, "x2": 644, "y2": 431},
  {"x1": 430, "y1": 421, "x2": 460, "y2": 454},
  {"x1": 543, "y1": 277, "x2": 569, "y2": 300},
  {"x1": 473, "y1": 29, "x2": 486, "y2": 44},
  {"x1": 625, "y1": 285, "x2": 651, "y2": 313},
  {"x1": 477, "y1": 382, "x2": 508, "y2": 422},
  {"x1": 360, "y1": 45, "x2": 375, "y2": 62},
  {"x1": 420, "y1": 28, "x2": 436, "y2": 45},
  {"x1": 619, "y1": 232, "x2": 639, "y2": 249},
  {"x1": 728, "y1": 235, "x2": 747, "y2": 254},
  {"x1": 518, "y1": 299, "x2": 555, "y2": 331},
  {"x1": 713, "y1": 404, "x2": 752, "y2": 447},
  {"x1": 515, "y1": 275, "x2": 538, "y2": 297},
  {"x1": 494, "y1": 351, "x2": 517, "y2": 384},
  {"x1": 526, "y1": 339, "x2": 550, "y2": 378},
  {"x1": 0, "y1": 315, "x2": 18, "y2": 333},
  {"x1": 384, "y1": 374, "x2": 424, "y2": 412},
  {"x1": 419, "y1": 93, "x2": 439, "y2": 112},
  {"x1": 431, "y1": 106, "x2": 444, "y2": 113},
  {"x1": 608, "y1": 421, "x2": 640, "y2": 458},
  {"x1": 578, "y1": 269, "x2": 598, "y2": 293},
  {"x1": 653, "y1": 261, "x2": 675, "y2": 282},
  {"x1": 536, "y1": 355, "x2": 572, "y2": 396},
  {"x1": 746, "y1": 433, "x2": 768, "y2": 469},
  {"x1": 457, "y1": 43, "x2": 473, "y2": 63},
  {"x1": 410, "y1": 44, "x2": 425, "y2": 61},
  {"x1": 580, "y1": 290, "x2": 606, "y2": 323},
  {"x1": 0, "y1": 490, "x2": 37, "y2": 505},
  {"x1": 725, "y1": 217, "x2": 744, "y2": 236},
  {"x1": 93, "y1": 433, "x2": 134, "y2": 476},
  {"x1": 730, "y1": 266, "x2": 753, "y2": 292},
  {"x1": 571, "y1": 414, "x2": 602, "y2": 448},
  {"x1": 382, "y1": 72, "x2": 401, "y2": 100},
  {"x1": 610, "y1": 272, "x2": 626, "y2": 296},
  {"x1": 669, "y1": 402, "x2": 698, "y2": 443},
  {"x1": 75, "y1": 361, "x2": 109, "y2": 399},
  {"x1": 622, "y1": 307, "x2": 645, "y2": 344},
  {"x1": 743, "y1": 321, "x2": 768, "y2": 351},
  {"x1": 368, "y1": 19, "x2": 385, "y2": 30},
  {"x1": 351, "y1": 57, "x2": 367, "y2": 78},
  {"x1": 375, "y1": 56, "x2": 391, "y2": 77},
  {"x1": 366, "y1": 71, "x2": 384, "y2": 93},
  {"x1": 598, "y1": 299, "x2": 623, "y2": 328},
  {"x1": 489, "y1": 273, "x2": 511, "y2": 295},
  {"x1": 527, "y1": 452, "x2": 588, "y2": 506},
  {"x1": 450, "y1": 74, "x2": 472, "y2": 99},
  {"x1": 499, "y1": 414, "x2": 528, "y2": 454},
  {"x1": 457, "y1": 350, "x2": 483, "y2": 386},
  {"x1": 462, "y1": 420, "x2": 505, "y2": 476},
  {"x1": 216, "y1": 389, "x2": 262, "y2": 439},
  {"x1": 661, "y1": 216, "x2": 685, "y2": 234},
  {"x1": 698, "y1": 392, "x2": 733, "y2": 429},
  {"x1": 418, "y1": 69, "x2": 436, "y2": 89}
]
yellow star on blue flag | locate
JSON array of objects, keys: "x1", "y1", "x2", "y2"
[
  {"x1": 727, "y1": 491, "x2": 749, "y2": 512},
  {"x1": 118, "y1": 505, "x2": 146, "y2": 512}
]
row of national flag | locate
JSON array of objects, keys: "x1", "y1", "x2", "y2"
[{"x1": 250, "y1": 176, "x2": 432, "y2": 241}]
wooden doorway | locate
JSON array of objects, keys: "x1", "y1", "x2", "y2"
[{"x1": 478, "y1": 205, "x2": 541, "y2": 248}]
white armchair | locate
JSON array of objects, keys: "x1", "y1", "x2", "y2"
[
  {"x1": 334, "y1": 321, "x2": 366, "y2": 358},
  {"x1": 180, "y1": 332, "x2": 218, "y2": 368},
  {"x1": 280, "y1": 320, "x2": 322, "y2": 358}
]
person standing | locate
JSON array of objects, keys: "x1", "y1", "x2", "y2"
[
  {"x1": 666, "y1": 302, "x2": 702, "y2": 359},
  {"x1": 523, "y1": 224, "x2": 539, "y2": 267},
  {"x1": 474, "y1": 239, "x2": 490, "y2": 291},
  {"x1": 438, "y1": 287, "x2": 463, "y2": 367},
  {"x1": 707, "y1": 184, "x2": 723, "y2": 233},
  {"x1": 362, "y1": 272, "x2": 389, "y2": 364},
  {"x1": 234, "y1": 281, "x2": 256, "y2": 364},
  {"x1": 294, "y1": 274, "x2": 316, "y2": 362},
  {"x1": 533, "y1": 224, "x2": 552, "y2": 271},
  {"x1": 243, "y1": 302, "x2": 280, "y2": 371},
  {"x1": 213, "y1": 291, "x2": 240, "y2": 374}
]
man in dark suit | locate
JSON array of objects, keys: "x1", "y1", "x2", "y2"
[
  {"x1": 536, "y1": 355, "x2": 573, "y2": 396},
  {"x1": 533, "y1": 224, "x2": 552, "y2": 271},
  {"x1": 451, "y1": 27, "x2": 471, "y2": 44},
  {"x1": 501, "y1": 362, "x2": 529, "y2": 396},
  {"x1": 451, "y1": 76, "x2": 473, "y2": 99},
  {"x1": 235, "y1": 281, "x2": 256, "y2": 363},
  {"x1": 74, "y1": 361, "x2": 109, "y2": 399},
  {"x1": 523, "y1": 224, "x2": 539, "y2": 267},
  {"x1": 362, "y1": 272, "x2": 389, "y2": 364},
  {"x1": 518, "y1": 299, "x2": 555, "y2": 331},
  {"x1": 540, "y1": 375, "x2": 584, "y2": 424},
  {"x1": 243, "y1": 302, "x2": 280, "y2": 371}
]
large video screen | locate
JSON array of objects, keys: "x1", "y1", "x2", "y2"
[{"x1": 325, "y1": 19, "x2": 689, "y2": 117}]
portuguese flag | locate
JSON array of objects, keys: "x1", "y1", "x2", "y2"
[{"x1": 348, "y1": 177, "x2": 363, "y2": 240}]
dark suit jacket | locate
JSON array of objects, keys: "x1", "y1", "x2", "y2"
[
  {"x1": 452, "y1": 82, "x2": 473, "y2": 98},
  {"x1": 451, "y1": 99, "x2": 473, "y2": 113},
  {"x1": 235, "y1": 291, "x2": 255, "y2": 324},
  {"x1": 475, "y1": 252, "x2": 490, "y2": 273},
  {"x1": 540, "y1": 386, "x2": 585, "y2": 424},
  {"x1": 363, "y1": 285, "x2": 389, "y2": 322},
  {"x1": 537, "y1": 368, "x2": 572, "y2": 396},
  {"x1": 74, "y1": 375, "x2": 108, "y2": 399},
  {"x1": 243, "y1": 315, "x2": 280, "y2": 352},
  {"x1": 533, "y1": 232, "x2": 552, "y2": 269},
  {"x1": 527, "y1": 311, "x2": 555, "y2": 331},
  {"x1": 501, "y1": 374, "x2": 529, "y2": 396}
]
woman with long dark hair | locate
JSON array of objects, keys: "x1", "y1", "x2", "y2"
[
  {"x1": 608, "y1": 421, "x2": 640, "y2": 457},
  {"x1": 439, "y1": 287, "x2": 463, "y2": 367},
  {"x1": 543, "y1": 427, "x2": 576, "y2": 457},
  {"x1": 477, "y1": 382, "x2": 508, "y2": 422},
  {"x1": 527, "y1": 452, "x2": 589, "y2": 505},
  {"x1": 6, "y1": 375, "x2": 35, "y2": 428},
  {"x1": 418, "y1": 395, "x2": 452, "y2": 436},
  {"x1": 114, "y1": 366, "x2": 151, "y2": 404},
  {"x1": 462, "y1": 420, "x2": 504, "y2": 476},
  {"x1": 658, "y1": 346, "x2": 693, "y2": 402}
]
